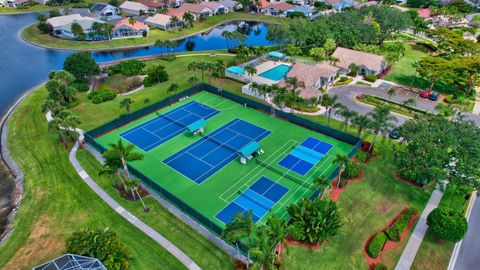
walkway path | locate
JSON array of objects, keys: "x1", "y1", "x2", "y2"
[
  {"x1": 395, "y1": 188, "x2": 443, "y2": 270},
  {"x1": 69, "y1": 130, "x2": 201, "y2": 270},
  {"x1": 472, "y1": 87, "x2": 480, "y2": 115}
]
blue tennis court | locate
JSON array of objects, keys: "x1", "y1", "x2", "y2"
[
  {"x1": 278, "y1": 137, "x2": 333, "y2": 176},
  {"x1": 163, "y1": 118, "x2": 271, "y2": 184},
  {"x1": 120, "y1": 101, "x2": 219, "y2": 151},
  {"x1": 216, "y1": 177, "x2": 289, "y2": 224}
]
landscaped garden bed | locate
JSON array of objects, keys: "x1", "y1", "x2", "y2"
[{"x1": 355, "y1": 94, "x2": 426, "y2": 118}]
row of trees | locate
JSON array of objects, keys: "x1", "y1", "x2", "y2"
[
  {"x1": 186, "y1": 60, "x2": 226, "y2": 84},
  {"x1": 267, "y1": 6, "x2": 411, "y2": 49}
]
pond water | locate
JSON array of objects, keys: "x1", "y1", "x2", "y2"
[{"x1": 0, "y1": 13, "x2": 273, "y2": 237}]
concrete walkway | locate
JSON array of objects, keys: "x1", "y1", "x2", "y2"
[
  {"x1": 69, "y1": 131, "x2": 201, "y2": 270},
  {"x1": 395, "y1": 188, "x2": 443, "y2": 270}
]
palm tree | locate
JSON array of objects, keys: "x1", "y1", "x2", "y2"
[
  {"x1": 126, "y1": 178, "x2": 149, "y2": 212},
  {"x1": 387, "y1": 88, "x2": 396, "y2": 100},
  {"x1": 42, "y1": 99, "x2": 64, "y2": 117},
  {"x1": 285, "y1": 76, "x2": 298, "y2": 90},
  {"x1": 320, "y1": 94, "x2": 342, "y2": 126},
  {"x1": 188, "y1": 76, "x2": 198, "y2": 86},
  {"x1": 119, "y1": 98, "x2": 134, "y2": 114},
  {"x1": 182, "y1": 11, "x2": 194, "y2": 28},
  {"x1": 99, "y1": 162, "x2": 119, "y2": 187},
  {"x1": 169, "y1": 16, "x2": 180, "y2": 30},
  {"x1": 336, "y1": 105, "x2": 357, "y2": 131},
  {"x1": 367, "y1": 104, "x2": 397, "y2": 152},
  {"x1": 167, "y1": 83, "x2": 179, "y2": 104},
  {"x1": 245, "y1": 65, "x2": 257, "y2": 82},
  {"x1": 249, "y1": 226, "x2": 277, "y2": 270},
  {"x1": 402, "y1": 98, "x2": 416, "y2": 108},
  {"x1": 103, "y1": 140, "x2": 144, "y2": 181},
  {"x1": 70, "y1": 22, "x2": 84, "y2": 40},
  {"x1": 128, "y1": 16, "x2": 136, "y2": 26},
  {"x1": 333, "y1": 154, "x2": 350, "y2": 189},
  {"x1": 222, "y1": 212, "x2": 256, "y2": 268},
  {"x1": 313, "y1": 175, "x2": 330, "y2": 200},
  {"x1": 221, "y1": 30, "x2": 232, "y2": 49},
  {"x1": 187, "y1": 61, "x2": 198, "y2": 79},
  {"x1": 351, "y1": 114, "x2": 371, "y2": 138},
  {"x1": 48, "y1": 118, "x2": 67, "y2": 148},
  {"x1": 101, "y1": 151, "x2": 128, "y2": 191},
  {"x1": 266, "y1": 215, "x2": 288, "y2": 260},
  {"x1": 63, "y1": 114, "x2": 81, "y2": 142},
  {"x1": 197, "y1": 62, "x2": 210, "y2": 82}
]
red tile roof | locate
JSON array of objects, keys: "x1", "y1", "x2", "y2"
[
  {"x1": 114, "y1": 18, "x2": 149, "y2": 31},
  {"x1": 418, "y1": 8, "x2": 431, "y2": 19},
  {"x1": 267, "y1": 2, "x2": 292, "y2": 11}
]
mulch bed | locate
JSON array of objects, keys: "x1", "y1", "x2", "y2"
[
  {"x1": 330, "y1": 168, "x2": 364, "y2": 202},
  {"x1": 363, "y1": 208, "x2": 419, "y2": 269},
  {"x1": 115, "y1": 184, "x2": 149, "y2": 201}
]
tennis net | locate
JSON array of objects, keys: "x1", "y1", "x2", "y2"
[
  {"x1": 158, "y1": 113, "x2": 187, "y2": 128},
  {"x1": 238, "y1": 191, "x2": 271, "y2": 211},
  {"x1": 256, "y1": 159, "x2": 313, "y2": 190},
  {"x1": 202, "y1": 133, "x2": 239, "y2": 153}
]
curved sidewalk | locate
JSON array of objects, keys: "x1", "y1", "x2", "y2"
[{"x1": 69, "y1": 131, "x2": 201, "y2": 270}]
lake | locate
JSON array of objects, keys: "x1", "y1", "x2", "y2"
[{"x1": 0, "y1": 13, "x2": 273, "y2": 237}]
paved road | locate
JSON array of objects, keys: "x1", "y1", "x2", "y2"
[
  {"x1": 330, "y1": 85, "x2": 480, "y2": 127},
  {"x1": 453, "y1": 195, "x2": 480, "y2": 270}
]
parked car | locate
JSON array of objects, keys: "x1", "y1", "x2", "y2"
[
  {"x1": 420, "y1": 90, "x2": 431, "y2": 98},
  {"x1": 429, "y1": 92, "x2": 439, "y2": 101},
  {"x1": 389, "y1": 129, "x2": 400, "y2": 140}
]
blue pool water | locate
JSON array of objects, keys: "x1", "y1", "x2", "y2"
[{"x1": 258, "y1": 64, "x2": 290, "y2": 81}]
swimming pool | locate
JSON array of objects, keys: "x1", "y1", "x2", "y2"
[{"x1": 258, "y1": 64, "x2": 291, "y2": 81}]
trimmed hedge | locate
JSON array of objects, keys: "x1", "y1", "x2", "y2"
[
  {"x1": 385, "y1": 207, "x2": 419, "y2": 242},
  {"x1": 367, "y1": 232, "x2": 387, "y2": 258},
  {"x1": 343, "y1": 161, "x2": 359, "y2": 179},
  {"x1": 375, "y1": 263, "x2": 387, "y2": 270},
  {"x1": 107, "y1": 60, "x2": 146, "y2": 76},
  {"x1": 364, "y1": 74, "x2": 377, "y2": 82},
  {"x1": 334, "y1": 76, "x2": 353, "y2": 86},
  {"x1": 87, "y1": 90, "x2": 116, "y2": 104}
]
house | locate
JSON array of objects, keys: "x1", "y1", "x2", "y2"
[
  {"x1": 145, "y1": 13, "x2": 182, "y2": 30},
  {"x1": 90, "y1": 3, "x2": 118, "y2": 17},
  {"x1": 167, "y1": 3, "x2": 213, "y2": 19},
  {"x1": 47, "y1": 14, "x2": 106, "y2": 40},
  {"x1": 219, "y1": 0, "x2": 241, "y2": 11},
  {"x1": 285, "y1": 6, "x2": 314, "y2": 18},
  {"x1": 201, "y1": 1, "x2": 229, "y2": 14},
  {"x1": 263, "y1": 2, "x2": 292, "y2": 16},
  {"x1": 279, "y1": 62, "x2": 339, "y2": 99},
  {"x1": 332, "y1": 47, "x2": 387, "y2": 75},
  {"x1": 325, "y1": 0, "x2": 356, "y2": 11},
  {"x1": 417, "y1": 8, "x2": 431, "y2": 19},
  {"x1": 119, "y1": 1, "x2": 149, "y2": 16},
  {"x1": 354, "y1": 1, "x2": 377, "y2": 8},
  {"x1": 254, "y1": 0, "x2": 271, "y2": 13},
  {"x1": 138, "y1": 0, "x2": 183, "y2": 8},
  {"x1": 112, "y1": 18, "x2": 149, "y2": 38},
  {"x1": 3, "y1": 0, "x2": 29, "y2": 7}
]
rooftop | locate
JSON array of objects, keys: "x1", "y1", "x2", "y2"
[{"x1": 332, "y1": 47, "x2": 385, "y2": 71}]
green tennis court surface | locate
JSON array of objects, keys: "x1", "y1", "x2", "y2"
[{"x1": 94, "y1": 91, "x2": 354, "y2": 228}]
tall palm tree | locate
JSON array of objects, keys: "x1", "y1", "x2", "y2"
[
  {"x1": 70, "y1": 22, "x2": 84, "y2": 40},
  {"x1": 126, "y1": 178, "x2": 149, "y2": 212},
  {"x1": 188, "y1": 76, "x2": 198, "y2": 86},
  {"x1": 48, "y1": 118, "x2": 67, "y2": 148},
  {"x1": 167, "y1": 83, "x2": 179, "y2": 104},
  {"x1": 182, "y1": 11, "x2": 194, "y2": 28},
  {"x1": 119, "y1": 98, "x2": 134, "y2": 114},
  {"x1": 285, "y1": 76, "x2": 298, "y2": 90},
  {"x1": 321, "y1": 94, "x2": 342, "y2": 126},
  {"x1": 63, "y1": 114, "x2": 81, "y2": 142},
  {"x1": 103, "y1": 140, "x2": 144, "y2": 181},
  {"x1": 187, "y1": 61, "x2": 198, "y2": 79},
  {"x1": 221, "y1": 30, "x2": 232, "y2": 49},
  {"x1": 42, "y1": 99, "x2": 64, "y2": 117},
  {"x1": 351, "y1": 114, "x2": 371, "y2": 138},
  {"x1": 266, "y1": 215, "x2": 288, "y2": 259},
  {"x1": 313, "y1": 175, "x2": 330, "y2": 200},
  {"x1": 101, "y1": 151, "x2": 128, "y2": 191},
  {"x1": 387, "y1": 88, "x2": 396, "y2": 100},
  {"x1": 333, "y1": 154, "x2": 350, "y2": 189},
  {"x1": 335, "y1": 105, "x2": 357, "y2": 131},
  {"x1": 249, "y1": 226, "x2": 277, "y2": 270},
  {"x1": 245, "y1": 65, "x2": 257, "y2": 82},
  {"x1": 367, "y1": 104, "x2": 397, "y2": 152},
  {"x1": 222, "y1": 212, "x2": 256, "y2": 268},
  {"x1": 128, "y1": 16, "x2": 136, "y2": 26},
  {"x1": 169, "y1": 16, "x2": 180, "y2": 30},
  {"x1": 99, "y1": 162, "x2": 119, "y2": 188},
  {"x1": 197, "y1": 62, "x2": 210, "y2": 82}
]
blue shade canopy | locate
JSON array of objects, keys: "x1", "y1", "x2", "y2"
[
  {"x1": 187, "y1": 118, "x2": 207, "y2": 132},
  {"x1": 226, "y1": 66, "x2": 246, "y2": 74},
  {"x1": 239, "y1": 141, "x2": 260, "y2": 158},
  {"x1": 267, "y1": 51, "x2": 285, "y2": 58}
]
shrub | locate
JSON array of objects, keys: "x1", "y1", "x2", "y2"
[
  {"x1": 99, "y1": 74, "x2": 143, "y2": 93},
  {"x1": 87, "y1": 90, "x2": 116, "y2": 104},
  {"x1": 343, "y1": 161, "x2": 359, "y2": 179},
  {"x1": 70, "y1": 82, "x2": 89, "y2": 92},
  {"x1": 337, "y1": 177, "x2": 348, "y2": 188},
  {"x1": 386, "y1": 207, "x2": 418, "y2": 242},
  {"x1": 364, "y1": 74, "x2": 377, "y2": 82},
  {"x1": 385, "y1": 226, "x2": 400, "y2": 242},
  {"x1": 375, "y1": 263, "x2": 387, "y2": 270},
  {"x1": 66, "y1": 228, "x2": 133, "y2": 270},
  {"x1": 143, "y1": 65, "x2": 169, "y2": 87},
  {"x1": 427, "y1": 207, "x2": 468, "y2": 242},
  {"x1": 107, "y1": 60, "x2": 146, "y2": 76},
  {"x1": 367, "y1": 232, "x2": 387, "y2": 258},
  {"x1": 334, "y1": 77, "x2": 353, "y2": 86},
  {"x1": 37, "y1": 22, "x2": 53, "y2": 33}
]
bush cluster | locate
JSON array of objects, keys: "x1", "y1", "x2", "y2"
[
  {"x1": 143, "y1": 65, "x2": 169, "y2": 87},
  {"x1": 427, "y1": 207, "x2": 468, "y2": 242},
  {"x1": 343, "y1": 161, "x2": 359, "y2": 179},
  {"x1": 367, "y1": 232, "x2": 387, "y2": 258},
  {"x1": 364, "y1": 74, "x2": 377, "y2": 82},
  {"x1": 107, "y1": 60, "x2": 146, "y2": 76},
  {"x1": 334, "y1": 77, "x2": 353, "y2": 86},
  {"x1": 87, "y1": 90, "x2": 116, "y2": 104},
  {"x1": 375, "y1": 263, "x2": 387, "y2": 270},
  {"x1": 70, "y1": 82, "x2": 89, "y2": 92},
  {"x1": 385, "y1": 207, "x2": 419, "y2": 242}
]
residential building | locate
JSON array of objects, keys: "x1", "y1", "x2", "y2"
[
  {"x1": 90, "y1": 3, "x2": 118, "y2": 17},
  {"x1": 47, "y1": 14, "x2": 106, "y2": 40},
  {"x1": 417, "y1": 8, "x2": 431, "y2": 19},
  {"x1": 263, "y1": 2, "x2": 292, "y2": 16},
  {"x1": 325, "y1": 0, "x2": 357, "y2": 11},
  {"x1": 167, "y1": 3, "x2": 213, "y2": 19},
  {"x1": 3, "y1": 0, "x2": 29, "y2": 7},
  {"x1": 219, "y1": 0, "x2": 241, "y2": 11},
  {"x1": 145, "y1": 13, "x2": 182, "y2": 30},
  {"x1": 138, "y1": 0, "x2": 183, "y2": 8},
  {"x1": 254, "y1": 0, "x2": 271, "y2": 13},
  {"x1": 279, "y1": 62, "x2": 339, "y2": 99},
  {"x1": 201, "y1": 1, "x2": 229, "y2": 14},
  {"x1": 112, "y1": 18, "x2": 149, "y2": 38},
  {"x1": 119, "y1": 1, "x2": 149, "y2": 15},
  {"x1": 354, "y1": 1, "x2": 377, "y2": 8},
  {"x1": 285, "y1": 6, "x2": 314, "y2": 18},
  {"x1": 47, "y1": 14, "x2": 84, "y2": 30},
  {"x1": 332, "y1": 47, "x2": 387, "y2": 75}
]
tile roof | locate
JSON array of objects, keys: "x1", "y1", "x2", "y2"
[
  {"x1": 137, "y1": 0, "x2": 164, "y2": 8},
  {"x1": 47, "y1": 14, "x2": 84, "y2": 28},
  {"x1": 332, "y1": 47, "x2": 385, "y2": 72},
  {"x1": 119, "y1": 1, "x2": 149, "y2": 11},
  {"x1": 219, "y1": 0, "x2": 238, "y2": 9},
  {"x1": 418, "y1": 8, "x2": 431, "y2": 18},
  {"x1": 114, "y1": 18, "x2": 149, "y2": 30},
  {"x1": 145, "y1": 13, "x2": 172, "y2": 25},
  {"x1": 201, "y1": 1, "x2": 224, "y2": 11},
  {"x1": 257, "y1": 0, "x2": 271, "y2": 9},
  {"x1": 267, "y1": 1, "x2": 292, "y2": 11}
]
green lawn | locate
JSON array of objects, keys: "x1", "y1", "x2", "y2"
[
  {"x1": 93, "y1": 91, "x2": 354, "y2": 228},
  {"x1": 0, "y1": 87, "x2": 188, "y2": 270},
  {"x1": 22, "y1": 12, "x2": 284, "y2": 50},
  {"x1": 411, "y1": 184, "x2": 471, "y2": 270},
  {"x1": 282, "y1": 145, "x2": 431, "y2": 269}
]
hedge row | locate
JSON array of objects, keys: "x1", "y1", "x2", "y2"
[
  {"x1": 385, "y1": 207, "x2": 419, "y2": 242},
  {"x1": 367, "y1": 232, "x2": 387, "y2": 258},
  {"x1": 363, "y1": 94, "x2": 427, "y2": 115}
]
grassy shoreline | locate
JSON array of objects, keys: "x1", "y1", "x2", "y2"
[{"x1": 22, "y1": 12, "x2": 284, "y2": 51}]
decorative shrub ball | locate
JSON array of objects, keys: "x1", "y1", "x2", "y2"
[{"x1": 427, "y1": 207, "x2": 468, "y2": 242}]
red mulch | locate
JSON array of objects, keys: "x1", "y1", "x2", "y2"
[
  {"x1": 363, "y1": 208, "x2": 419, "y2": 269},
  {"x1": 330, "y1": 169, "x2": 364, "y2": 202},
  {"x1": 115, "y1": 184, "x2": 149, "y2": 201},
  {"x1": 352, "y1": 153, "x2": 380, "y2": 164},
  {"x1": 394, "y1": 173, "x2": 424, "y2": 189}
]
